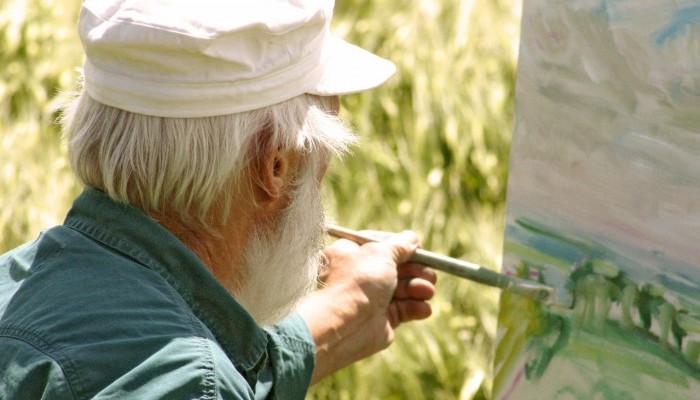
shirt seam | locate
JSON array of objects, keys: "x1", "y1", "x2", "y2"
[
  {"x1": 63, "y1": 221, "x2": 202, "y2": 333},
  {"x1": 63, "y1": 221, "x2": 156, "y2": 274},
  {"x1": 270, "y1": 334, "x2": 315, "y2": 354},
  {"x1": 63, "y1": 219, "x2": 225, "y2": 398},
  {"x1": 0, "y1": 325, "x2": 79, "y2": 399},
  {"x1": 64, "y1": 194, "x2": 268, "y2": 374},
  {"x1": 197, "y1": 336, "x2": 218, "y2": 399},
  {"x1": 64, "y1": 220, "x2": 224, "y2": 400},
  {"x1": 65, "y1": 217, "x2": 268, "y2": 372}
]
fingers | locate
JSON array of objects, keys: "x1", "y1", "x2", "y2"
[
  {"x1": 391, "y1": 261, "x2": 436, "y2": 328},
  {"x1": 324, "y1": 237, "x2": 360, "y2": 254},
  {"x1": 390, "y1": 261, "x2": 435, "y2": 327},
  {"x1": 323, "y1": 233, "x2": 435, "y2": 301},
  {"x1": 393, "y1": 277, "x2": 435, "y2": 301},
  {"x1": 397, "y1": 263, "x2": 437, "y2": 282},
  {"x1": 351, "y1": 230, "x2": 418, "y2": 266},
  {"x1": 384, "y1": 230, "x2": 420, "y2": 265},
  {"x1": 394, "y1": 263, "x2": 437, "y2": 300},
  {"x1": 388, "y1": 299, "x2": 433, "y2": 328},
  {"x1": 321, "y1": 229, "x2": 433, "y2": 321},
  {"x1": 324, "y1": 230, "x2": 419, "y2": 271}
]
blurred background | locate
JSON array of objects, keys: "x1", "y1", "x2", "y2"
[{"x1": 0, "y1": 0, "x2": 521, "y2": 398}]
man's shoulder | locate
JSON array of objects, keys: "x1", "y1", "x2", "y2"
[
  {"x1": 0, "y1": 224, "x2": 199, "y2": 345},
  {"x1": 0, "y1": 225, "x2": 184, "y2": 326},
  {"x1": 0, "y1": 226, "x2": 252, "y2": 399},
  {"x1": 0, "y1": 327, "x2": 254, "y2": 400}
]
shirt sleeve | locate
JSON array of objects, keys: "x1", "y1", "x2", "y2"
[
  {"x1": 264, "y1": 313, "x2": 316, "y2": 400},
  {"x1": 0, "y1": 337, "x2": 75, "y2": 399}
]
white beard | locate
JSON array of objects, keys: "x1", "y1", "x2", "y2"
[{"x1": 235, "y1": 169, "x2": 325, "y2": 326}]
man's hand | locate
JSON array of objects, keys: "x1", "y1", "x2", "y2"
[{"x1": 296, "y1": 230, "x2": 437, "y2": 384}]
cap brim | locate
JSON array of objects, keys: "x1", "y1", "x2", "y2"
[{"x1": 309, "y1": 36, "x2": 396, "y2": 96}]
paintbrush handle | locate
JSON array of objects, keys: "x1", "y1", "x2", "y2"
[
  {"x1": 411, "y1": 248, "x2": 511, "y2": 288},
  {"x1": 326, "y1": 224, "x2": 554, "y2": 302}
]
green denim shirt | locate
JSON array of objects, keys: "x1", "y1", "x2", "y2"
[{"x1": 0, "y1": 189, "x2": 315, "y2": 399}]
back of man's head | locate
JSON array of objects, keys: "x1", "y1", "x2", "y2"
[{"x1": 62, "y1": 0, "x2": 396, "y2": 227}]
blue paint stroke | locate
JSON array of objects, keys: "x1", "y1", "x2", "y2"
[
  {"x1": 590, "y1": 0, "x2": 611, "y2": 21},
  {"x1": 656, "y1": 6, "x2": 700, "y2": 46}
]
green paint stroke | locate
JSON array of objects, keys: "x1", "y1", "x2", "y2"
[
  {"x1": 515, "y1": 217, "x2": 596, "y2": 253},
  {"x1": 524, "y1": 311, "x2": 571, "y2": 380},
  {"x1": 565, "y1": 321, "x2": 700, "y2": 381},
  {"x1": 503, "y1": 241, "x2": 569, "y2": 271},
  {"x1": 499, "y1": 223, "x2": 700, "y2": 395}
]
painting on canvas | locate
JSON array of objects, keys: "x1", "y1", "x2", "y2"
[{"x1": 494, "y1": 0, "x2": 700, "y2": 398}]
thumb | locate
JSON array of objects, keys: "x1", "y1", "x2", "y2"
[{"x1": 383, "y1": 230, "x2": 419, "y2": 265}]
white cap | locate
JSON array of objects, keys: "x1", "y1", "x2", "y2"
[{"x1": 79, "y1": 0, "x2": 396, "y2": 118}]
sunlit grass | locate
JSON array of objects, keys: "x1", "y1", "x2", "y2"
[
  {"x1": 0, "y1": 0, "x2": 521, "y2": 398},
  {"x1": 313, "y1": 0, "x2": 519, "y2": 398},
  {"x1": 0, "y1": 0, "x2": 82, "y2": 250}
]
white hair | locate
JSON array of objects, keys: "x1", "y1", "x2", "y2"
[
  {"x1": 60, "y1": 90, "x2": 356, "y2": 227},
  {"x1": 237, "y1": 154, "x2": 326, "y2": 325}
]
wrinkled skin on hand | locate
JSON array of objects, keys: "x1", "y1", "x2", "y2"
[{"x1": 297, "y1": 230, "x2": 437, "y2": 384}]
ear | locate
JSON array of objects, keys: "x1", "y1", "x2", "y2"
[{"x1": 256, "y1": 147, "x2": 297, "y2": 204}]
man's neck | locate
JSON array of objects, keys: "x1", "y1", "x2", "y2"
[{"x1": 152, "y1": 212, "x2": 250, "y2": 296}]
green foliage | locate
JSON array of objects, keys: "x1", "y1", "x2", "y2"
[
  {"x1": 314, "y1": 1, "x2": 519, "y2": 397},
  {"x1": 0, "y1": 0, "x2": 82, "y2": 249},
  {"x1": 0, "y1": 0, "x2": 520, "y2": 398}
]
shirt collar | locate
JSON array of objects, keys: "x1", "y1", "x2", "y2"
[{"x1": 63, "y1": 189, "x2": 268, "y2": 371}]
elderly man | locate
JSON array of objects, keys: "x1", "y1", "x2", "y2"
[{"x1": 0, "y1": 0, "x2": 436, "y2": 399}]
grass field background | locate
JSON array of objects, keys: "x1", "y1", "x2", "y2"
[{"x1": 0, "y1": 0, "x2": 521, "y2": 398}]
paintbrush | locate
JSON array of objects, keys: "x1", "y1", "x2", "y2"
[{"x1": 326, "y1": 224, "x2": 574, "y2": 308}]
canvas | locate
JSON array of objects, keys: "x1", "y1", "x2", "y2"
[{"x1": 493, "y1": 0, "x2": 700, "y2": 398}]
